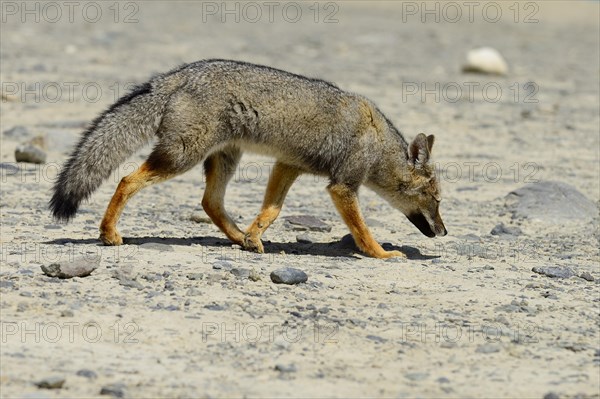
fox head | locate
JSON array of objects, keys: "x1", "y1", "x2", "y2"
[{"x1": 373, "y1": 133, "x2": 447, "y2": 238}]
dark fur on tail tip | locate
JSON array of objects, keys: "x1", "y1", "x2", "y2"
[{"x1": 49, "y1": 189, "x2": 79, "y2": 222}]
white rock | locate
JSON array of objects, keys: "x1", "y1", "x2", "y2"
[{"x1": 463, "y1": 47, "x2": 508, "y2": 75}]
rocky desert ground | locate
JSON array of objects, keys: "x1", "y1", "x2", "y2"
[{"x1": 1, "y1": 1, "x2": 599, "y2": 398}]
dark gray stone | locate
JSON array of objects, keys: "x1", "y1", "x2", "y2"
[
  {"x1": 274, "y1": 364, "x2": 297, "y2": 373},
  {"x1": 506, "y1": 181, "x2": 597, "y2": 223},
  {"x1": 532, "y1": 266, "x2": 574, "y2": 279},
  {"x1": 76, "y1": 369, "x2": 97, "y2": 379},
  {"x1": 270, "y1": 268, "x2": 308, "y2": 285},
  {"x1": 35, "y1": 376, "x2": 65, "y2": 389},
  {"x1": 543, "y1": 392, "x2": 560, "y2": 399},
  {"x1": 212, "y1": 261, "x2": 232, "y2": 270},
  {"x1": 15, "y1": 144, "x2": 46, "y2": 164},
  {"x1": 284, "y1": 215, "x2": 331, "y2": 232},
  {"x1": 100, "y1": 383, "x2": 126, "y2": 397},
  {"x1": 0, "y1": 280, "x2": 15, "y2": 289},
  {"x1": 579, "y1": 272, "x2": 594, "y2": 282},
  {"x1": 41, "y1": 257, "x2": 100, "y2": 279},
  {"x1": 490, "y1": 223, "x2": 522, "y2": 236},
  {"x1": 230, "y1": 268, "x2": 251, "y2": 279},
  {"x1": 339, "y1": 234, "x2": 359, "y2": 251}
]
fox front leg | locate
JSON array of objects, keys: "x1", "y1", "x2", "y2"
[
  {"x1": 243, "y1": 162, "x2": 301, "y2": 253},
  {"x1": 328, "y1": 183, "x2": 405, "y2": 259}
]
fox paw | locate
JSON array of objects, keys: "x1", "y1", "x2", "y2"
[
  {"x1": 99, "y1": 230, "x2": 123, "y2": 246},
  {"x1": 243, "y1": 233, "x2": 264, "y2": 254},
  {"x1": 377, "y1": 250, "x2": 406, "y2": 259}
]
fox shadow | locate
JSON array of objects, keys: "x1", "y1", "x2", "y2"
[{"x1": 45, "y1": 235, "x2": 439, "y2": 260}]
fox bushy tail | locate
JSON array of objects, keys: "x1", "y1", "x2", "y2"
[{"x1": 50, "y1": 79, "x2": 176, "y2": 221}]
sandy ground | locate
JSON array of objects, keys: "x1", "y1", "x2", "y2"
[{"x1": 1, "y1": 1, "x2": 599, "y2": 398}]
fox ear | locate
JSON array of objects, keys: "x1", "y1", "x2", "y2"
[
  {"x1": 408, "y1": 133, "x2": 431, "y2": 166},
  {"x1": 426, "y1": 135, "x2": 435, "y2": 153}
]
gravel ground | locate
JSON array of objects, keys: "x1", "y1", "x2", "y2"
[{"x1": 1, "y1": 1, "x2": 599, "y2": 398}]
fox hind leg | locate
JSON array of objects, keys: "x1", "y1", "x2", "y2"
[
  {"x1": 244, "y1": 162, "x2": 301, "y2": 253},
  {"x1": 201, "y1": 146, "x2": 246, "y2": 246},
  {"x1": 99, "y1": 160, "x2": 177, "y2": 245}
]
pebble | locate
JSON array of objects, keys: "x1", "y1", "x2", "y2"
[
  {"x1": 15, "y1": 143, "x2": 47, "y2": 164},
  {"x1": 404, "y1": 372, "x2": 429, "y2": 381},
  {"x1": 476, "y1": 343, "x2": 501, "y2": 354},
  {"x1": 213, "y1": 260, "x2": 233, "y2": 270},
  {"x1": 532, "y1": 266, "x2": 574, "y2": 279},
  {"x1": 41, "y1": 257, "x2": 100, "y2": 279},
  {"x1": 100, "y1": 383, "x2": 126, "y2": 397},
  {"x1": 462, "y1": 47, "x2": 508, "y2": 75},
  {"x1": 270, "y1": 268, "x2": 308, "y2": 285},
  {"x1": 249, "y1": 268, "x2": 261, "y2": 282},
  {"x1": 284, "y1": 215, "x2": 331, "y2": 232},
  {"x1": 274, "y1": 363, "x2": 297, "y2": 373},
  {"x1": 296, "y1": 234, "x2": 316, "y2": 244},
  {"x1": 113, "y1": 270, "x2": 144, "y2": 290},
  {"x1": 490, "y1": 223, "x2": 522, "y2": 237},
  {"x1": 230, "y1": 268, "x2": 251, "y2": 279},
  {"x1": 76, "y1": 369, "x2": 98, "y2": 379},
  {"x1": 579, "y1": 272, "x2": 594, "y2": 282},
  {"x1": 543, "y1": 392, "x2": 560, "y2": 399},
  {"x1": 35, "y1": 376, "x2": 65, "y2": 389}
]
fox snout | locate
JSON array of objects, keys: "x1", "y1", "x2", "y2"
[{"x1": 407, "y1": 211, "x2": 447, "y2": 238}]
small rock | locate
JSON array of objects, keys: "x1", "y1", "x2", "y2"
[
  {"x1": 437, "y1": 377, "x2": 450, "y2": 384},
  {"x1": 212, "y1": 260, "x2": 232, "y2": 270},
  {"x1": 186, "y1": 273, "x2": 204, "y2": 281},
  {"x1": 0, "y1": 280, "x2": 15, "y2": 289},
  {"x1": 249, "y1": 268, "x2": 261, "y2": 282},
  {"x1": 339, "y1": 234, "x2": 359, "y2": 251},
  {"x1": 490, "y1": 223, "x2": 522, "y2": 236},
  {"x1": 274, "y1": 364, "x2": 297, "y2": 373},
  {"x1": 15, "y1": 143, "x2": 47, "y2": 164},
  {"x1": 284, "y1": 215, "x2": 331, "y2": 232},
  {"x1": 366, "y1": 334, "x2": 387, "y2": 344},
  {"x1": 230, "y1": 268, "x2": 250, "y2": 279},
  {"x1": 76, "y1": 369, "x2": 98, "y2": 379},
  {"x1": 185, "y1": 287, "x2": 202, "y2": 296},
  {"x1": 579, "y1": 272, "x2": 594, "y2": 282},
  {"x1": 404, "y1": 372, "x2": 429, "y2": 381},
  {"x1": 60, "y1": 310, "x2": 74, "y2": 317},
  {"x1": 462, "y1": 47, "x2": 508, "y2": 75},
  {"x1": 270, "y1": 268, "x2": 308, "y2": 285},
  {"x1": 35, "y1": 376, "x2": 65, "y2": 389},
  {"x1": 532, "y1": 266, "x2": 574, "y2": 279},
  {"x1": 41, "y1": 257, "x2": 100, "y2": 279},
  {"x1": 543, "y1": 392, "x2": 560, "y2": 399},
  {"x1": 476, "y1": 343, "x2": 501, "y2": 354},
  {"x1": 112, "y1": 269, "x2": 143, "y2": 290},
  {"x1": 100, "y1": 383, "x2": 126, "y2": 397},
  {"x1": 296, "y1": 234, "x2": 315, "y2": 244}
]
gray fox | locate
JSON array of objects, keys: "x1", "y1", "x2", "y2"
[{"x1": 50, "y1": 59, "x2": 447, "y2": 258}]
